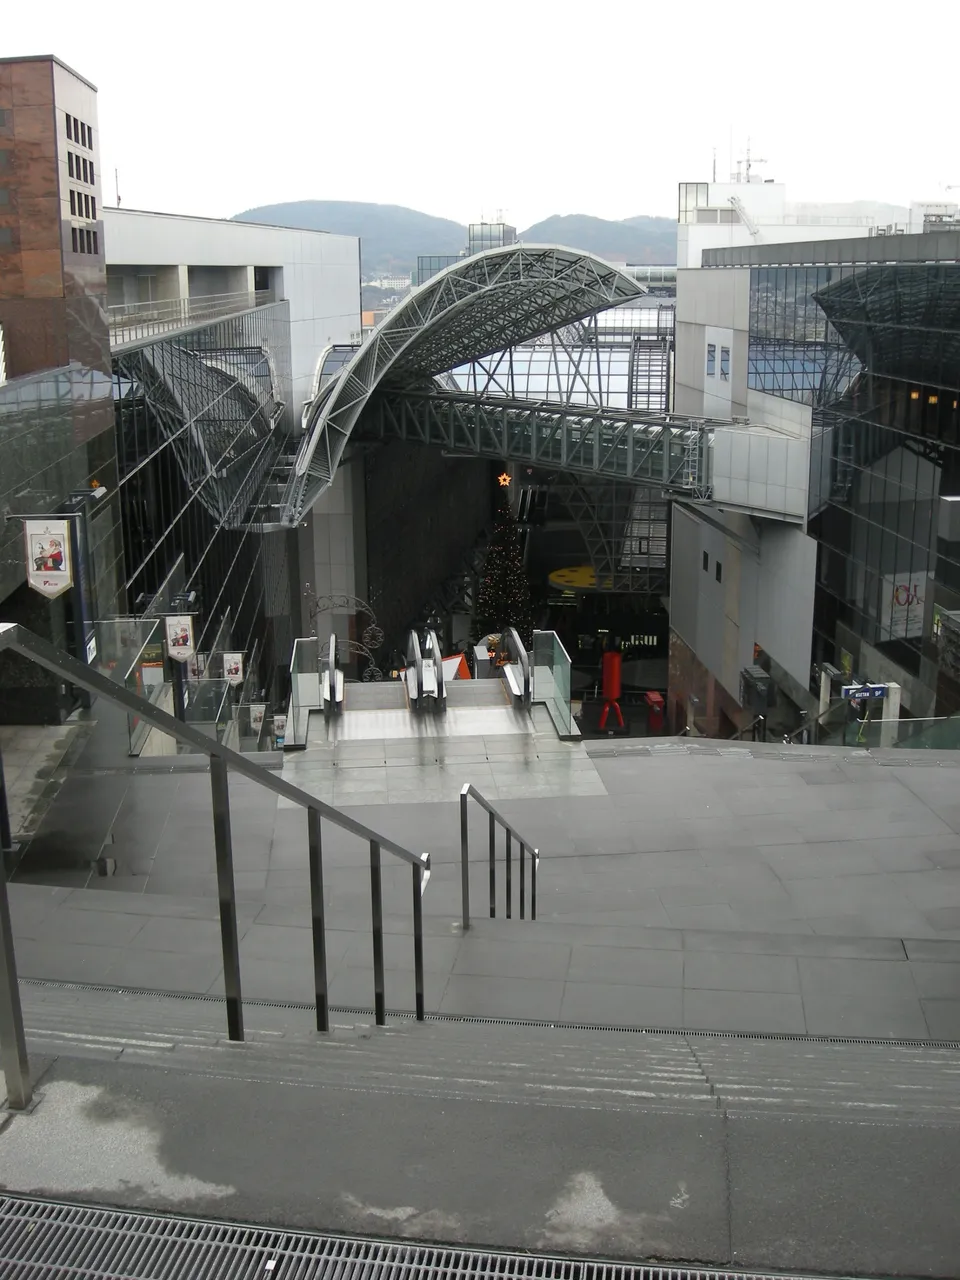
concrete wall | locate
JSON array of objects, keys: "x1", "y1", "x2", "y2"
[
  {"x1": 674, "y1": 267, "x2": 749, "y2": 417},
  {"x1": 103, "y1": 208, "x2": 360, "y2": 413},
  {"x1": 670, "y1": 503, "x2": 816, "y2": 713}
]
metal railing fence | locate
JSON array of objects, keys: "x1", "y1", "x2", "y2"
[{"x1": 459, "y1": 784, "x2": 539, "y2": 929}]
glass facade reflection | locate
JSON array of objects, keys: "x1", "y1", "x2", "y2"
[
  {"x1": 112, "y1": 301, "x2": 294, "y2": 695},
  {"x1": 748, "y1": 259, "x2": 960, "y2": 713}
]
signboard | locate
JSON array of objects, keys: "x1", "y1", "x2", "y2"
[
  {"x1": 223, "y1": 652, "x2": 244, "y2": 687},
  {"x1": 840, "y1": 649, "x2": 854, "y2": 680},
  {"x1": 273, "y1": 713, "x2": 287, "y2": 747},
  {"x1": 883, "y1": 572, "x2": 927, "y2": 641},
  {"x1": 841, "y1": 683, "x2": 887, "y2": 702},
  {"x1": 24, "y1": 519, "x2": 73, "y2": 599},
  {"x1": 164, "y1": 615, "x2": 196, "y2": 662}
]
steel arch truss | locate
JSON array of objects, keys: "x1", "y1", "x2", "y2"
[
  {"x1": 362, "y1": 389, "x2": 714, "y2": 494},
  {"x1": 281, "y1": 245, "x2": 648, "y2": 524}
]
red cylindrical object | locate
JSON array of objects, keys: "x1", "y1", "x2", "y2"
[{"x1": 601, "y1": 650, "x2": 622, "y2": 701}]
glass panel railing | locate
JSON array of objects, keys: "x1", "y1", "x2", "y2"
[
  {"x1": 844, "y1": 713, "x2": 960, "y2": 751},
  {"x1": 97, "y1": 619, "x2": 168, "y2": 755},
  {"x1": 181, "y1": 678, "x2": 232, "y2": 744},
  {"x1": 531, "y1": 629, "x2": 573, "y2": 736}
]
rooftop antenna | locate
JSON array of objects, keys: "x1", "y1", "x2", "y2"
[
  {"x1": 115, "y1": 168, "x2": 121, "y2": 208},
  {"x1": 740, "y1": 140, "x2": 767, "y2": 183}
]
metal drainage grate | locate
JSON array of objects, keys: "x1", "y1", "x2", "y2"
[{"x1": 0, "y1": 1195, "x2": 849, "y2": 1280}]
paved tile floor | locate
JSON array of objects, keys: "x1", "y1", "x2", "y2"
[
  {"x1": 0, "y1": 721, "x2": 85, "y2": 840},
  {"x1": 7, "y1": 719, "x2": 960, "y2": 1039}
]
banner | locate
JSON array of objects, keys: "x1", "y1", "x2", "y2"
[
  {"x1": 223, "y1": 652, "x2": 244, "y2": 686},
  {"x1": 249, "y1": 704, "x2": 266, "y2": 736},
  {"x1": 164, "y1": 615, "x2": 196, "y2": 663},
  {"x1": 883, "y1": 573, "x2": 927, "y2": 641},
  {"x1": 24, "y1": 519, "x2": 73, "y2": 599}
]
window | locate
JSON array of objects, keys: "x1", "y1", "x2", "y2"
[
  {"x1": 71, "y1": 226, "x2": 79, "y2": 253},
  {"x1": 66, "y1": 114, "x2": 72, "y2": 140},
  {"x1": 702, "y1": 551, "x2": 709, "y2": 572},
  {"x1": 91, "y1": 195, "x2": 96, "y2": 219},
  {"x1": 716, "y1": 561, "x2": 723, "y2": 583},
  {"x1": 67, "y1": 152, "x2": 74, "y2": 178},
  {"x1": 720, "y1": 346, "x2": 731, "y2": 381},
  {"x1": 706, "y1": 343, "x2": 716, "y2": 377},
  {"x1": 89, "y1": 162, "x2": 95, "y2": 184},
  {"x1": 92, "y1": 229, "x2": 98, "y2": 254},
  {"x1": 72, "y1": 116, "x2": 79, "y2": 141},
  {"x1": 87, "y1": 126, "x2": 93, "y2": 149},
  {"x1": 81, "y1": 157, "x2": 88, "y2": 183},
  {"x1": 85, "y1": 227, "x2": 93, "y2": 253},
  {"x1": 69, "y1": 189, "x2": 76, "y2": 215},
  {"x1": 84, "y1": 192, "x2": 90, "y2": 219},
  {"x1": 80, "y1": 122, "x2": 87, "y2": 147}
]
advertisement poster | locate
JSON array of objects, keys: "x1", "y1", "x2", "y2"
[
  {"x1": 273, "y1": 713, "x2": 287, "y2": 746},
  {"x1": 223, "y1": 652, "x2": 244, "y2": 686},
  {"x1": 884, "y1": 573, "x2": 927, "y2": 641},
  {"x1": 164, "y1": 615, "x2": 196, "y2": 663},
  {"x1": 249, "y1": 704, "x2": 266, "y2": 737},
  {"x1": 24, "y1": 519, "x2": 73, "y2": 599},
  {"x1": 188, "y1": 651, "x2": 207, "y2": 680}
]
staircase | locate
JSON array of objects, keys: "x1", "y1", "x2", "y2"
[{"x1": 17, "y1": 984, "x2": 960, "y2": 1125}]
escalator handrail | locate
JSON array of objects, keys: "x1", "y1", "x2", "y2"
[
  {"x1": 502, "y1": 626, "x2": 530, "y2": 704},
  {"x1": 425, "y1": 628, "x2": 445, "y2": 703},
  {"x1": 406, "y1": 630, "x2": 424, "y2": 703},
  {"x1": 327, "y1": 631, "x2": 338, "y2": 684}
]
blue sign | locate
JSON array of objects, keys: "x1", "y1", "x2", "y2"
[{"x1": 841, "y1": 683, "x2": 886, "y2": 701}]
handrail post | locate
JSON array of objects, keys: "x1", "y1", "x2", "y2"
[
  {"x1": 459, "y1": 786, "x2": 470, "y2": 932},
  {"x1": 0, "y1": 851, "x2": 30, "y2": 1110},
  {"x1": 520, "y1": 841, "x2": 525, "y2": 920},
  {"x1": 369, "y1": 840, "x2": 386, "y2": 1026},
  {"x1": 307, "y1": 806, "x2": 329, "y2": 1033},
  {"x1": 488, "y1": 810, "x2": 496, "y2": 918},
  {"x1": 412, "y1": 862, "x2": 425, "y2": 1021},
  {"x1": 531, "y1": 850, "x2": 538, "y2": 921},
  {"x1": 505, "y1": 829, "x2": 512, "y2": 920},
  {"x1": 210, "y1": 755, "x2": 243, "y2": 1042}
]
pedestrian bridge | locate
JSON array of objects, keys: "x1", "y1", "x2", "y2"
[{"x1": 272, "y1": 244, "x2": 723, "y2": 527}]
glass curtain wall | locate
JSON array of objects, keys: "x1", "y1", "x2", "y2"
[
  {"x1": 747, "y1": 263, "x2": 960, "y2": 710},
  {"x1": 112, "y1": 301, "x2": 293, "y2": 698}
]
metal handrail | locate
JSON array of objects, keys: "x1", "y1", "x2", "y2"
[
  {"x1": 406, "y1": 630, "x2": 424, "y2": 706},
  {"x1": 459, "y1": 783, "x2": 539, "y2": 929},
  {"x1": 0, "y1": 622, "x2": 431, "y2": 1111},
  {"x1": 500, "y1": 626, "x2": 531, "y2": 704},
  {"x1": 424, "y1": 628, "x2": 445, "y2": 708}
]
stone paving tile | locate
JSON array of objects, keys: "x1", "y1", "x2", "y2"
[
  {"x1": 683, "y1": 951, "x2": 801, "y2": 994},
  {"x1": 801, "y1": 993, "x2": 931, "y2": 1039},
  {"x1": 560, "y1": 981, "x2": 683, "y2": 1027},
  {"x1": 684, "y1": 989, "x2": 807, "y2": 1034},
  {"x1": 921, "y1": 999, "x2": 960, "y2": 1038}
]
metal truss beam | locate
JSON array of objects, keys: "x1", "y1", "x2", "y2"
[
  {"x1": 359, "y1": 389, "x2": 714, "y2": 496},
  {"x1": 280, "y1": 245, "x2": 650, "y2": 525}
]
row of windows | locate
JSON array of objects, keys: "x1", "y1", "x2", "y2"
[
  {"x1": 69, "y1": 189, "x2": 96, "y2": 220},
  {"x1": 67, "y1": 151, "x2": 94, "y2": 185},
  {"x1": 65, "y1": 114, "x2": 93, "y2": 149},
  {"x1": 706, "y1": 343, "x2": 730, "y2": 380},
  {"x1": 71, "y1": 225, "x2": 99, "y2": 255}
]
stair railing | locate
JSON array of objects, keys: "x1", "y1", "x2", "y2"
[
  {"x1": 0, "y1": 622, "x2": 432, "y2": 1112},
  {"x1": 459, "y1": 783, "x2": 539, "y2": 930}
]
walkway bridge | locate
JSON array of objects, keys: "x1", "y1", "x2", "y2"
[{"x1": 359, "y1": 387, "x2": 717, "y2": 495}]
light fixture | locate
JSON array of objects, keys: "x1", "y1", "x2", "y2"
[
  {"x1": 910, "y1": 390, "x2": 921, "y2": 400},
  {"x1": 497, "y1": 472, "x2": 511, "y2": 487},
  {"x1": 929, "y1": 395, "x2": 939, "y2": 405}
]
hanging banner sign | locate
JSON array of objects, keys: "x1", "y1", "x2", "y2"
[
  {"x1": 273, "y1": 713, "x2": 287, "y2": 747},
  {"x1": 24, "y1": 519, "x2": 73, "y2": 599},
  {"x1": 164, "y1": 615, "x2": 196, "y2": 663},
  {"x1": 249, "y1": 704, "x2": 266, "y2": 736},
  {"x1": 223, "y1": 652, "x2": 244, "y2": 686}
]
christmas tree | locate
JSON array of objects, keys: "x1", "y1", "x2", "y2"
[{"x1": 475, "y1": 487, "x2": 533, "y2": 646}]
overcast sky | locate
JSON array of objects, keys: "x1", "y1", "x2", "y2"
[{"x1": 7, "y1": 0, "x2": 958, "y2": 228}]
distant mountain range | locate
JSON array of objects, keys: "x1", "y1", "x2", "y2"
[{"x1": 233, "y1": 201, "x2": 677, "y2": 278}]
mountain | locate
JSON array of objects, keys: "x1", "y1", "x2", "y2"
[
  {"x1": 232, "y1": 201, "x2": 677, "y2": 277},
  {"x1": 520, "y1": 214, "x2": 676, "y2": 264},
  {"x1": 233, "y1": 201, "x2": 466, "y2": 276}
]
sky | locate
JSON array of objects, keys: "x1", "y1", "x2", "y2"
[{"x1": 6, "y1": 0, "x2": 959, "y2": 229}]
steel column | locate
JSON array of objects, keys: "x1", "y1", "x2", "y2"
[
  {"x1": 209, "y1": 755, "x2": 243, "y2": 1042},
  {"x1": 459, "y1": 787, "x2": 470, "y2": 931},
  {"x1": 307, "y1": 807, "x2": 329, "y2": 1033},
  {"x1": 0, "y1": 852, "x2": 30, "y2": 1110},
  {"x1": 0, "y1": 742, "x2": 12, "y2": 855},
  {"x1": 412, "y1": 863, "x2": 425, "y2": 1022},
  {"x1": 531, "y1": 851, "x2": 538, "y2": 921},
  {"x1": 369, "y1": 840, "x2": 385, "y2": 1026}
]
